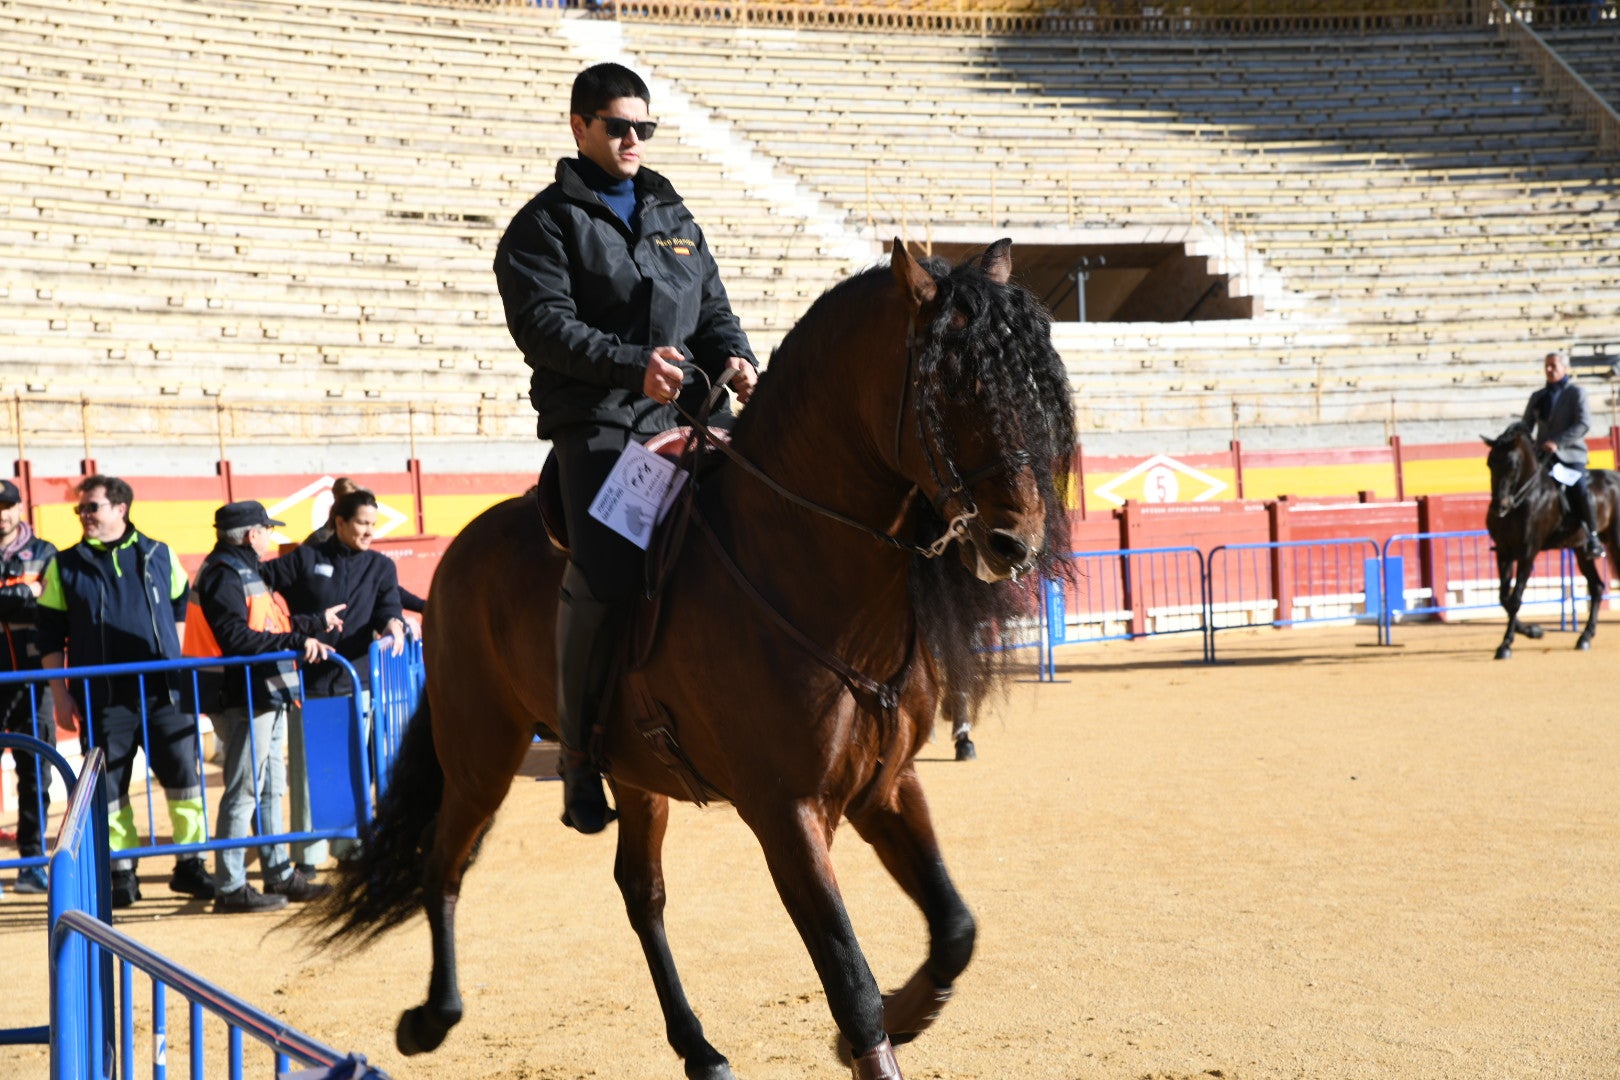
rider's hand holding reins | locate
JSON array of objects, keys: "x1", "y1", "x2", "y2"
[
  {"x1": 644, "y1": 346, "x2": 686, "y2": 404},
  {"x1": 723, "y1": 356, "x2": 757, "y2": 403}
]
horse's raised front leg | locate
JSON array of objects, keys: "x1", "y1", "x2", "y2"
[
  {"x1": 751, "y1": 800, "x2": 901, "y2": 1079},
  {"x1": 614, "y1": 785, "x2": 736, "y2": 1080},
  {"x1": 1574, "y1": 551, "x2": 1606, "y2": 650},
  {"x1": 397, "y1": 787, "x2": 494, "y2": 1055},
  {"x1": 845, "y1": 766, "x2": 974, "y2": 1052}
]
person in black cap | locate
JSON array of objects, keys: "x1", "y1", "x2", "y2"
[
  {"x1": 183, "y1": 500, "x2": 343, "y2": 913},
  {"x1": 0, "y1": 477, "x2": 58, "y2": 895}
]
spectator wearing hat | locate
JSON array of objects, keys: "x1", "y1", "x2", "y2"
[
  {"x1": 184, "y1": 500, "x2": 344, "y2": 913},
  {"x1": 0, "y1": 477, "x2": 58, "y2": 895},
  {"x1": 37, "y1": 475, "x2": 213, "y2": 908}
]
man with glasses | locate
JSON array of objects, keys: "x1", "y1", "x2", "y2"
[
  {"x1": 37, "y1": 475, "x2": 214, "y2": 908},
  {"x1": 0, "y1": 478, "x2": 58, "y2": 894},
  {"x1": 494, "y1": 62, "x2": 758, "y2": 834}
]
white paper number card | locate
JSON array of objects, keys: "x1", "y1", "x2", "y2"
[{"x1": 588, "y1": 441, "x2": 687, "y2": 550}]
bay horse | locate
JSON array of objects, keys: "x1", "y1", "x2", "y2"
[
  {"x1": 1482, "y1": 421, "x2": 1619, "y2": 659},
  {"x1": 308, "y1": 239, "x2": 1075, "y2": 1078}
]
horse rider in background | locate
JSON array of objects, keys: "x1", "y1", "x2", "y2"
[{"x1": 1523, "y1": 349, "x2": 1606, "y2": 561}]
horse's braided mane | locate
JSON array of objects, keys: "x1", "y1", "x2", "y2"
[{"x1": 735, "y1": 256, "x2": 1076, "y2": 727}]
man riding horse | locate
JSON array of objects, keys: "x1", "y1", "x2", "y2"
[
  {"x1": 1523, "y1": 349, "x2": 1605, "y2": 562},
  {"x1": 493, "y1": 63, "x2": 759, "y2": 833}
]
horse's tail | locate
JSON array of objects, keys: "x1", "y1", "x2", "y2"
[{"x1": 303, "y1": 697, "x2": 443, "y2": 951}]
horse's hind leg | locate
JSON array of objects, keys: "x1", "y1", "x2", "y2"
[
  {"x1": 846, "y1": 766, "x2": 974, "y2": 1050},
  {"x1": 614, "y1": 785, "x2": 735, "y2": 1080},
  {"x1": 1575, "y1": 552, "x2": 1605, "y2": 650},
  {"x1": 397, "y1": 786, "x2": 497, "y2": 1055}
]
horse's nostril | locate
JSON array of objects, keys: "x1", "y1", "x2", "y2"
[{"x1": 987, "y1": 529, "x2": 1030, "y2": 568}]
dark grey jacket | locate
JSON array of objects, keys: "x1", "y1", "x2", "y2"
[
  {"x1": 493, "y1": 159, "x2": 755, "y2": 438},
  {"x1": 1523, "y1": 377, "x2": 1592, "y2": 468}
]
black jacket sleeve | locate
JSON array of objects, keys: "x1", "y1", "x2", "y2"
[
  {"x1": 399, "y1": 587, "x2": 426, "y2": 613},
  {"x1": 370, "y1": 555, "x2": 403, "y2": 633},
  {"x1": 196, "y1": 562, "x2": 311, "y2": 657},
  {"x1": 495, "y1": 207, "x2": 650, "y2": 391},
  {"x1": 685, "y1": 223, "x2": 756, "y2": 376},
  {"x1": 35, "y1": 606, "x2": 66, "y2": 658}
]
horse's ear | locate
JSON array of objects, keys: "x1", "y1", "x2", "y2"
[
  {"x1": 1481, "y1": 435, "x2": 1496, "y2": 447},
  {"x1": 980, "y1": 238, "x2": 1013, "y2": 285},
  {"x1": 891, "y1": 238, "x2": 936, "y2": 309}
]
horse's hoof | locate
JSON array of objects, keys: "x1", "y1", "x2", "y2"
[
  {"x1": 396, "y1": 1005, "x2": 453, "y2": 1056},
  {"x1": 1577, "y1": 638, "x2": 1592, "y2": 651},
  {"x1": 685, "y1": 1060, "x2": 737, "y2": 1080},
  {"x1": 1525, "y1": 625, "x2": 1545, "y2": 640},
  {"x1": 1494, "y1": 646, "x2": 1512, "y2": 660},
  {"x1": 954, "y1": 738, "x2": 976, "y2": 762}
]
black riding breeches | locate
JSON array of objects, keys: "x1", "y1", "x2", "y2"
[{"x1": 550, "y1": 424, "x2": 652, "y2": 604}]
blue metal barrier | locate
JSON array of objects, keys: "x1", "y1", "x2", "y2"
[
  {"x1": 1207, "y1": 538, "x2": 1380, "y2": 659},
  {"x1": 0, "y1": 728, "x2": 79, "y2": 885},
  {"x1": 1043, "y1": 547, "x2": 1211, "y2": 672},
  {"x1": 0, "y1": 652, "x2": 371, "y2": 870},
  {"x1": 31, "y1": 745, "x2": 386, "y2": 1078},
  {"x1": 367, "y1": 633, "x2": 424, "y2": 801},
  {"x1": 1379, "y1": 530, "x2": 1581, "y2": 645}
]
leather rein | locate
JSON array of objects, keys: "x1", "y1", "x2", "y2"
[{"x1": 662, "y1": 313, "x2": 1028, "y2": 812}]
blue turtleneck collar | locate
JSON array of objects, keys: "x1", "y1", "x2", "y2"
[{"x1": 572, "y1": 154, "x2": 637, "y2": 229}]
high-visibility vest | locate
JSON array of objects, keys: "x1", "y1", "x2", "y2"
[{"x1": 183, "y1": 557, "x2": 299, "y2": 704}]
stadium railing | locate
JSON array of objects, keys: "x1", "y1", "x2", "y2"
[
  {"x1": 367, "y1": 632, "x2": 425, "y2": 801},
  {"x1": 35, "y1": 744, "x2": 388, "y2": 1078},
  {"x1": 1379, "y1": 530, "x2": 1581, "y2": 645},
  {"x1": 1206, "y1": 538, "x2": 1382, "y2": 658},
  {"x1": 1043, "y1": 546, "x2": 1212, "y2": 673},
  {"x1": 0, "y1": 653, "x2": 372, "y2": 877}
]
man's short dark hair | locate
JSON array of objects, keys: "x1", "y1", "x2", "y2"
[
  {"x1": 332, "y1": 489, "x2": 377, "y2": 522},
  {"x1": 570, "y1": 63, "x2": 650, "y2": 118},
  {"x1": 77, "y1": 474, "x2": 133, "y2": 509}
]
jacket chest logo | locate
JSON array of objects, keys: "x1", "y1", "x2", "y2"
[{"x1": 654, "y1": 237, "x2": 694, "y2": 256}]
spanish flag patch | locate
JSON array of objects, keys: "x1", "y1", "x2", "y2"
[{"x1": 671, "y1": 245, "x2": 690, "y2": 255}]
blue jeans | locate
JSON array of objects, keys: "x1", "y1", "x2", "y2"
[{"x1": 211, "y1": 704, "x2": 290, "y2": 893}]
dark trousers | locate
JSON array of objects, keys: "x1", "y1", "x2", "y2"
[
  {"x1": 551, "y1": 424, "x2": 653, "y2": 603},
  {"x1": 94, "y1": 697, "x2": 203, "y2": 808},
  {"x1": 1, "y1": 683, "x2": 54, "y2": 858}
]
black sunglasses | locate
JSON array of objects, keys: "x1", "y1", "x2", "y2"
[
  {"x1": 76, "y1": 500, "x2": 110, "y2": 515},
  {"x1": 586, "y1": 114, "x2": 657, "y2": 141}
]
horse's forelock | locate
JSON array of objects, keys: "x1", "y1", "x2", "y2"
[{"x1": 910, "y1": 257, "x2": 1076, "y2": 735}]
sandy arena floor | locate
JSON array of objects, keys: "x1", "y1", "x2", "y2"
[{"x1": 2, "y1": 620, "x2": 1617, "y2": 1079}]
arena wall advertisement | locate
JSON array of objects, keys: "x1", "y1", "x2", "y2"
[{"x1": 13, "y1": 432, "x2": 1617, "y2": 590}]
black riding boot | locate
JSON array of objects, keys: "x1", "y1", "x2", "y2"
[
  {"x1": 1570, "y1": 475, "x2": 1607, "y2": 560},
  {"x1": 555, "y1": 563, "x2": 621, "y2": 834}
]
